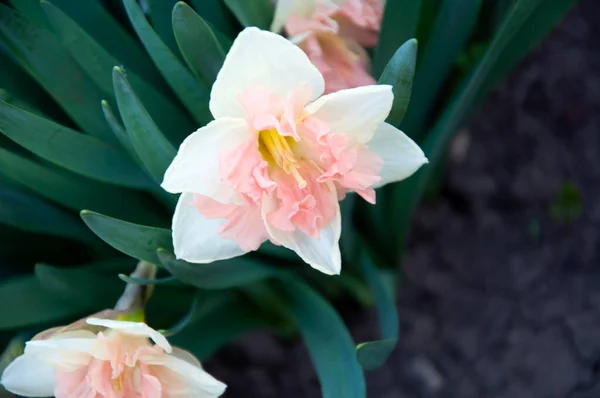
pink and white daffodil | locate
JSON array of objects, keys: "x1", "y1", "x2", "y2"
[
  {"x1": 0, "y1": 318, "x2": 226, "y2": 397},
  {"x1": 271, "y1": 0, "x2": 384, "y2": 93},
  {"x1": 162, "y1": 28, "x2": 427, "y2": 275}
]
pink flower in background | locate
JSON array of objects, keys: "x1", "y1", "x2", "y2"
[
  {"x1": 162, "y1": 28, "x2": 427, "y2": 275},
  {"x1": 271, "y1": 0, "x2": 384, "y2": 93},
  {"x1": 0, "y1": 318, "x2": 226, "y2": 398}
]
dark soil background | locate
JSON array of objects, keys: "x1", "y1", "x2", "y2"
[{"x1": 206, "y1": 1, "x2": 600, "y2": 397}]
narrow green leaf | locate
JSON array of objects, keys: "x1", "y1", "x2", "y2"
[
  {"x1": 173, "y1": 2, "x2": 226, "y2": 87},
  {"x1": 122, "y1": 0, "x2": 212, "y2": 126},
  {"x1": 373, "y1": 0, "x2": 422, "y2": 77},
  {"x1": 0, "y1": 50, "x2": 64, "y2": 120},
  {"x1": 189, "y1": 0, "x2": 240, "y2": 38},
  {"x1": 378, "y1": 38, "x2": 418, "y2": 127},
  {"x1": 112, "y1": 67, "x2": 177, "y2": 184},
  {"x1": 170, "y1": 293, "x2": 270, "y2": 360},
  {"x1": 283, "y1": 278, "x2": 366, "y2": 398},
  {"x1": 8, "y1": 0, "x2": 50, "y2": 29},
  {"x1": 393, "y1": 0, "x2": 570, "y2": 252},
  {"x1": 355, "y1": 248, "x2": 399, "y2": 370},
  {"x1": 118, "y1": 274, "x2": 178, "y2": 286},
  {"x1": 10, "y1": 0, "x2": 163, "y2": 87},
  {"x1": 483, "y1": 0, "x2": 576, "y2": 95},
  {"x1": 0, "y1": 186, "x2": 95, "y2": 244},
  {"x1": 101, "y1": 100, "x2": 138, "y2": 162},
  {"x1": 47, "y1": 0, "x2": 165, "y2": 86},
  {"x1": 400, "y1": 0, "x2": 483, "y2": 140},
  {"x1": 41, "y1": 1, "x2": 196, "y2": 144},
  {"x1": 80, "y1": 210, "x2": 172, "y2": 265},
  {"x1": 223, "y1": 0, "x2": 274, "y2": 30},
  {"x1": 0, "y1": 4, "x2": 118, "y2": 145},
  {"x1": 145, "y1": 0, "x2": 181, "y2": 58},
  {"x1": 0, "y1": 100, "x2": 151, "y2": 189},
  {"x1": 0, "y1": 275, "x2": 86, "y2": 330},
  {"x1": 0, "y1": 147, "x2": 163, "y2": 224},
  {"x1": 35, "y1": 263, "x2": 124, "y2": 310},
  {"x1": 158, "y1": 249, "x2": 278, "y2": 290}
]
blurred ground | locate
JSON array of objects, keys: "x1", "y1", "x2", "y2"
[{"x1": 206, "y1": 0, "x2": 600, "y2": 396}]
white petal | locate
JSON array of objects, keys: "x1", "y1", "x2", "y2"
[
  {"x1": 271, "y1": 0, "x2": 318, "y2": 33},
  {"x1": 369, "y1": 122, "x2": 428, "y2": 188},
  {"x1": 161, "y1": 118, "x2": 251, "y2": 204},
  {"x1": 85, "y1": 319, "x2": 172, "y2": 353},
  {"x1": 172, "y1": 192, "x2": 247, "y2": 263},
  {"x1": 305, "y1": 85, "x2": 393, "y2": 143},
  {"x1": 210, "y1": 27, "x2": 324, "y2": 119},
  {"x1": 262, "y1": 192, "x2": 342, "y2": 275},
  {"x1": 171, "y1": 347, "x2": 202, "y2": 368},
  {"x1": 143, "y1": 353, "x2": 227, "y2": 398},
  {"x1": 1, "y1": 354, "x2": 55, "y2": 397}
]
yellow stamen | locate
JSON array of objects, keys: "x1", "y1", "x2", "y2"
[
  {"x1": 259, "y1": 129, "x2": 307, "y2": 188},
  {"x1": 112, "y1": 374, "x2": 125, "y2": 395}
]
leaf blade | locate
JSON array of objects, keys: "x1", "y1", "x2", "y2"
[
  {"x1": 158, "y1": 249, "x2": 277, "y2": 290},
  {"x1": 122, "y1": 0, "x2": 212, "y2": 126},
  {"x1": 378, "y1": 38, "x2": 418, "y2": 127},
  {"x1": 112, "y1": 67, "x2": 177, "y2": 184},
  {"x1": 283, "y1": 279, "x2": 366, "y2": 398},
  {"x1": 172, "y1": 2, "x2": 226, "y2": 87},
  {"x1": 0, "y1": 100, "x2": 151, "y2": 189},
  {"x1": 80, "y1": 210, "x2": 173, "y2": 265},
  {"x1": 373, "y1": 0, "x2": 422, "y2": 78}
]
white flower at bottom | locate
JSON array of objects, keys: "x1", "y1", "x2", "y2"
[{"x1": 0, "y1": 318, "x2": 226, "y2": 398}]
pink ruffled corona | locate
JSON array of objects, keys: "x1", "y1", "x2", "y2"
[
  {"x1": 272, "y1": 0, "x2": 384, "y2": 93},
  {"x1": 1, "y1": 318, "x2": 226, "y2": 398},
  {"x1": 162, "y1": 28, "x2": 428, "y2": 274}
]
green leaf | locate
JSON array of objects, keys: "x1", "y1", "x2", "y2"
[
  {"x1": 118, "y1": 274, "x2": 178, "y2": 285},
  {"x1": 122, "y1": 0, "x2": 212, "y2": 126},
  {"x1": 41, "y1": 1, "x2": 196, "y2": 144},
  {"x1": 11, "y1": 0, "x2": 163, "y2": 86},
  {"x1": 400, "y1": 0, "x2": 483, "y2": 140},
  {"x1": 145, "y1": 0, "x2": 181, "y2": 57},
  {"x1": 355, "y1": 248, "x2": 399, "y2": 370},
  {"x1": 8, "y1": 0, "x2": 50, "y2": 30},
  {"x1": 0, "y1": 4, "x2": 117, "y2": 145},
  {"x1": 170, "y1": 292, "x2": 270, "y2": 360},
  {"x1": 158, "y1": 249, "x2": 278, "y2": 290},
  {"x1": 0, "y1": 186, "x2": 95, "y2": 244},
  {"x1": 482, "y1": 0, "x2": 576, "y2": 95},
  {"x1": 0, "y1": 147, "x2": 163, "y2": 224},
  {"x1": 80, "y1": 210, "x2": 172, "y2": 265},
  {"x1": 0, "y1": 50, "x2": 64, "y2": 120},
  {"x1": 373, "y1": 0, "x2": 422, "y2": 78},
  {"x1": 223, "y1": 0, "x2": 274, "y2": 30},
  {"x1": 0, "y1": 275, "x2": 86, "y2": 330},
  {"x1": 0, "y1": 100, "x2": 151, "y2": 189},
  {"x1": 392, "y1": 0, "x2": 571, "y2": 252},
  {"x1": 101, "y1": 100, "x2": 138, "y2": 163},
  {"x1": 378, "y1": 39, "x2": 418, "y2": 127},
  {"x1": 172, "y1": 2, "x2": 226, "y2": 87},
  {"x1": 189, "y1": 0, "x2": 240, "y2": 38},
  {"x1": 35, "y1": 263, "x2": 124, "y2": 310},
  {"x1": 283, "y1": 278, "x2": 366, "y2": 398},
  {"x1": 112, "y1": 67, "x2": 177, "y2": 184}
]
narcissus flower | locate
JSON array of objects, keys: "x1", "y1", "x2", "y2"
[
  {"x1": 271, "y1": 0, "x2": 384, "y2": 93},
  {"x1": 0, "y1": 317, "x2": 226, "y2": 398},
  {"x1": 162, "y1": 28, "x2": 427, "y2": 275}
]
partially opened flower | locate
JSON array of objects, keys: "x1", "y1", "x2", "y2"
[
  {"x1": 1, "y1": 317, "x2": 226, "y2": 398},
  {"x1": 162, "y1": 28, "x2": 427, "y2": 275},
  {"x1": 271, "y1": 0, "x2": 384, "y2": 93}
]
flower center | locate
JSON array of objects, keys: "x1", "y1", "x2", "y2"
[{"x1": 258, "y1": 128, "x2": 307, "y2": 188}]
